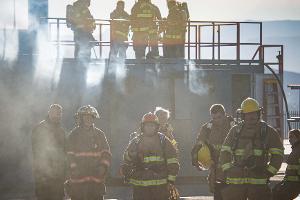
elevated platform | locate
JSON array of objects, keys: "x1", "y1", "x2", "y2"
[
  {"x1": 0, "y1": 16, "x2": 287, "y2": 199},
  {"x1": 0, "y1": 56, "x2": 287, "y2": 200}
]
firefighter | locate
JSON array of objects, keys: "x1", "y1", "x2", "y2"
[
  {"x1": 191, "y1": 104, "x2": 235, "y2": 200},
  {"x1": 219, "y1": 97, "x2": 284, "y2": 200},
  {"x1": 131, "y1": 0, "x2": 162, "y2": 59},
  {"x1": 65, "y1": 105, "x2": 111, "y2": 200},
  {"x1": 109, "y1": 0, "x2": 130, "y2": 62},
  {"x1": 154, "y1": 107, "x2": 177, "y2": 148},
  {"x1": 31, "y1": 104, "x2": 65, "y2": 200},
  {"x1": 121, "y1": 112, "x2": 180, "y2": 200},
  {"x1": 177, "y1": 1, "x2": 189, "y2": 58},
  {"x1": 146, "y1": 1, "x2": 162, "y2": 59},
  {"x1": 163, "y1": 0, "x2": 187, "y2": 58},
  {"x1": 272, "y1": 129, "x2": 300, "y2": 200},
  {"x1": 66, "y1": 0, "x2": 96, "y2": 61}
]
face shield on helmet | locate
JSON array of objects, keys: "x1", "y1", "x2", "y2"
[
  {"x1": 76, "y1": 105, "x2": 100, "y2": 127},
  {"x1": 77, "y1": 105, "x2": 100, "y2": 118}
]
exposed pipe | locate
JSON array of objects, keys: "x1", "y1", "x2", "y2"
[{"x1": 264, "y1": 64, "x2": 291, "y2": 130}]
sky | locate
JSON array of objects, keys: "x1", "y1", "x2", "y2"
[
  {"x1": 48, "y1": 0, "x2": 300, "y2": 21},
  {"x1": 0, "y1": 0, "x2": 300, "y2": 72},
  {"x1": 1, "y1": 0, "x2": 300, "y2": 29}
]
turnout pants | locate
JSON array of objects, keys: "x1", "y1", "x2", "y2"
[
  {"x1": 34, "y1": 178, "x2": 64, "y2": 200},
  {"x1": 221, "y1": 184, "x2": 271, "y2": 200},
  {"x1": 272, "y1": 181, "x2": 300, "y2": 200},
  {"x1": 133, "y1": 184, "x2": 169, "y2": 200}
]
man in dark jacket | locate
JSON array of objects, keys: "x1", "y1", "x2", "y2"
[
  {"x1": 32, "y1": 104, "x2": 66, "y2": 200},
  {"x1": 191, "y1": 104, "x2": 234, "y2": 200},
  {"x1": 109, "y1": 0, "x2": 130, "y2": 62},
  {"x1": 65, "y1": 105, "x2": 111, "y2": 200},
  {"x1": 272, "y1": 129, "x2": 300, "y2": 200}
]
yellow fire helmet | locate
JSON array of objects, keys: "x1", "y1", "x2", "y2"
[
  {"x1": 240, "y1": 97, "x2": 261, "y2": 114},
  {"x1": 197, "y1": 144, "x2": 213, "y2": 169}
]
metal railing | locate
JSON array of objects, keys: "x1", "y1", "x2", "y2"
[
  {"x1": 284, "y1": 110, "x2": 300, "y2": 139},
  {"x1": 46, "y1": 18, "x2": 267, "y2": 63}
]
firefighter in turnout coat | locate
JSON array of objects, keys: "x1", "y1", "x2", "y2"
[
  {"x1": 65, "y1": 105, "x2": 111, "y2": 200},
  {"x1": 219, "y1": 98, "x2": 284, "y2": 200},
  {"x1": 121, "y1": 112, "x2": 179, "y2": 200}
]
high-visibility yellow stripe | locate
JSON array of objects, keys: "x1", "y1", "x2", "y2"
[
  {"x1": 165, "y1": 35, "x2": 182, "y2": 39},
  {"x1": 143, "y1": 156, "x2": 164, "y2": 163},
  {"x1": 115, "y1": 31, "x2": 128, "y2": 38},
  {"x1": 222, "y1": 163, "x2": 232, "y2": 171},
  {"x1": 221, "y1": 146, "x2": 232, "y2": 153},
  {"x1": 170, "y1": 139, "x2": 177, "y2": 146},
  {"x1": 132, "y1": 27, "x2": 149, "y2": 32},
  {"x1": 68, "y1": 151, "x2": 104, "y2": 157},
  {"x1": 287, "y1": 165, "x2": 300, "y2": 170},
  {"x1": 167, "y1": 158, "x2": 179, "y2": 164},
  {"x1": 149, "y1": 29, "x2": 157, "y2": 34},
  {"x1": 226, "y1": 178, "x2": 245, "y2": 184},
  {"x1": 168, "y1": 175, "x2": 176, "y2": 182},
  {"x1": 267, "y1": 165, "x2": 278, "y2": 174},
  {"x1": 269, "y1": 148, "x2": 284, "y2": 156},
  {"x1": 253, "y1": 149, "x2": 263, "y2": 156},
  {"x1": 246, "y1": 178, "x2": 268, "y2": 184},
  {"x1": 69, "y1": 176, "x2": 103, "y2": 184},
  {"x1": 137, "y1": 13, "x2": 153, "y2": 18},
  {"x1": 213, "y1": 144, "x2": 222, "y2": 151},
  {"x1": 233, "y1": 149, "x2": 263, "y2": 156},
  {"x1": 129, "y1": 178, "x2": 167, "y2": 186},
  {"x1": 284, "y1": 176, "x2": 300, "y2": 182},
  {"x1": 226, "y1": 177, "x2": 267, "y2": 185},
  {"x1": 234, "y1": 149, "x2": 244, "y2": 156}
]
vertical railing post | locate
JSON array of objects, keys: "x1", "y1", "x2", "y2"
[
  {"x1": 198, "y1": 25, "x2": 201, "y2": 60},
  {"x1": 99, "y1": 23, "x2": 102, "y2": 58},
  {"x1": 195, "y1": 25, "x2": 198, "y2": 60},
  {"x1": 218, "y1": 24, "x2": 221, "y2": 63},
  {"x1": 236, "y1": 22, "x2": 240, "y2": 64},
  {"x1": 56, "y1": 18, "x2": 60, "y2": 58},
  {"x1": 188, "y1": 20, "x2": 191, "y2": 60},
  {"x1": 259, "y1": 22, "x2": 263, "y2": 62},
  {"x1": 212, "y1": 22, "x2": 215, "y2": 61}
]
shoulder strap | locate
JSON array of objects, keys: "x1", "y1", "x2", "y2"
[
  {"x1": 203, "y1": 122, "x2": 212, "y2": 143},
  {"x1": 260, "y1": 121, "x2": 268, "y2": 151},
  {"x1": 158, "y1": 133, "x2": 168, "y2": 166},
  {"x1": 159, "y1": 133, "x2": 167, "y2": 151},
  {"x1": 232, "y1": 122, "x2": 244, "y2": 152}
]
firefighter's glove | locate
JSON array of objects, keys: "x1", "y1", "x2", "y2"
[
  {"x1": 191, "y1": 144, "x2": 201, "y2": 167},
  {"x1": 263, "y1": 168, "x2": 274, "y2": 178},
  {"x1": 167, "y1": 183, "x2": 180, "y2": 200}
]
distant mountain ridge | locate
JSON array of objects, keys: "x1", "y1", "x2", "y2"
[{"x1": 284, "y1": 70, "x2": 300, "y2": 111}]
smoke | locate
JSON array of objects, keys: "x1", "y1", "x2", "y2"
[
  {"x1": 33, "y1": 27, "x2": 63, "y2": 89},
  {"x1": 0, "y1": 0, "x2": 28, "y2": 29},
  {"x1": 0, "y1": 29, "x2": 19, "y2": 64},
  {"x1": 187, "y1": 61, "x2": 212, "y2": 95}
]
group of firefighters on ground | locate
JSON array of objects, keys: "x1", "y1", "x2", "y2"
[
  {"x1": 31, "y1": 97, "x2": 300, "y2": 200},
  {"x1": 66, "y1": 0, "x2": 189, "y2": 61}
]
